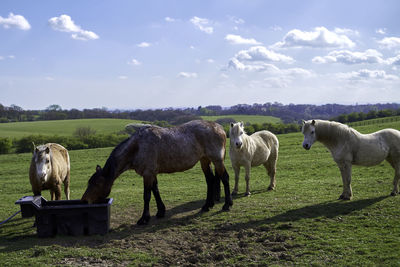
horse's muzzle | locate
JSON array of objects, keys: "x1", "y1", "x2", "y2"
[{"x1": 303, "y1": 143, "x2": 311, "y2": 150}]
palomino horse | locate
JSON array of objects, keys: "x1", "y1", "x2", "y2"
[
  {"x1": 302, "y1": 119, "x2": 400, "y2": 200},
  {"x1": 81, "y1": 120, "x2": 233, "y2": 225},
  {"x1": 229, "y1": 122, "x2": 279, "y2": 196},
  {"x1": 29, "y1": 143, "x2": 70, "y2": 200}
]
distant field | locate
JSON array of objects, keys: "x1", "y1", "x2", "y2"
[
  {"x1": 0, "y1": 119, "x2": 142, "y2": 138},
  {"x1": 201, "y1": 115, "x2": 281, "y2": 124}
]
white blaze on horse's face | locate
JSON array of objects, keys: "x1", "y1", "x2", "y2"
[
  {"x1": 230, "y1": 122, "x2": 245, "y2": 149},
  {"x1": 302, "y1": 120, "x2": 316, "y2": 150},
  {"x1": 34, "y1": 147, "x2": 51, "y2": 183}
]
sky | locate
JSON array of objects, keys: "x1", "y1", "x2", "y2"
[{"x1": 0, "y1": 0, "x2": 400, "y2": 110}]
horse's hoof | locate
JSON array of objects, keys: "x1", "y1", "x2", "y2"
[
  {"x1": 201, "y1": 205, "x2": 210, "y2": 212},
  {"x1": 137, "y1": 216, "x2": 150, "y2": 225},
  {"x1": 339, "y1": 195, "x2": 351, "y2": 200},
  {"x1": 222, "y1": 204, "x2": 230, "y2": 211},
  {"x1": 245, "y1": 192, "x2": 251, "y2": 197},
  {"x1": 267, "y1": 186, "x2": 275, "y2": 191},
  {"x1": 231, "y1": 191, "x2": 238, "y2": 196},
  {"x1": 390, "y1": 192, "x2": 397, "y2": 196},
  {"x1": 156, "y1": 209, "x2": 166, "y2": 218}
]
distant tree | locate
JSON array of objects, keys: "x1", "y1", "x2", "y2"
[
  {"x1": 46, "y1": 104, "x2": 62, "y2": 111},
  {"x1": 74, "y1": 126, "x2": 97, "y2": 139}
]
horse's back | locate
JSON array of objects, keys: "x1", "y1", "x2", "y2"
[
  {"x1": 135, "y1": 120, "x2": 226, "y2": 174},
  {"x1": 48, "y1": 143, "x2": 70, "y2": 178},
  {"x1": 252, "y1": 130, "x2": 279, "y2": 150}
]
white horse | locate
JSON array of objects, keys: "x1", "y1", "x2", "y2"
[
  {"x1": 229, "y1": 122, "x2": 279, "y2": 196},
  {"x1": 302, "y1": 119, "x2": 400, "y2": 200}
]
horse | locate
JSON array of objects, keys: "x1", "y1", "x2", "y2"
[
  {"x1": 229, "y1": 122, "x2": 279, "y2": 196},
  {"x1": 81, "y1": 120, "x2": 233, "y2": 225},
  {"x1": 302, "y1": 119, "x2": 400, "y2": 200},
  {"x1": 29, "y1": 143, "x2": 70, "y2": 200}
]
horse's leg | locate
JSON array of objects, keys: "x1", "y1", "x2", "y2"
[
  {"x1": 53, "y1": 179, "x2": 62, "y2": 200},
  {"x1": 337, "y1": 161, "x2": 353, "y2": 200},
  {"x1": 214, "y1": 171, "x2": 221, "y2": 202},
  {"x1": 264, "y1": 160, "x2": 277, "y2": 191},
  {"x1": 231, "y1": 164, "x2": 240, "y2": 195},
  {"x1": 151, "y1": 178, "x2": 166, "y2": 218},
  {"x1": 244, "y1": 162, "x2": 251, "y2": 196},
  {"x1": 387, "y1": 156, "x2": 400, "y2": 196},
  {"x1": 64, "y1": 172, "x2": 70, "y2": 200},
  {"x1": 137, "y1": 175, "x2": 154, "y2": 225},
  {"x1": 214, "y1": 161, "x2": 233, "y2": 211},
  {"x1": 200, "y1": 159, "x2": 215, "y2": 212}
]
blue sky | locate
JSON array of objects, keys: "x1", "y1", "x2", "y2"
[{"x1": 1, "y1": 0, "x2": 400, "y2": 110}]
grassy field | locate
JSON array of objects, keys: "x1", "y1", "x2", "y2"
[
  {"x1": 0, "y1": 119, "x2": 142, "y2": 138},
  {"x1": 0, "y1": 116, "x2": 280, "y2": 139},
  {"x1": 0, "y1": 120, "x2": 400, "y2": 265},
  {"x1": 201, "y1": 115, "x2": 281, "y2": 124}
]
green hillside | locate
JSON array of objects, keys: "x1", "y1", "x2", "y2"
[
  {"x1": 201, "y1": 115, "x2": 281, "y2": 124},
  {"x1": 0, "y1": 119, "x2": 142, "y2": 138}
]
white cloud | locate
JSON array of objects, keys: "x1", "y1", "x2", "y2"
[
  {"x1": 225, "y1": 34, "x2": 261, "y2": 45},
  {"x1": 270, "y1": 25, "x2": 282, "y2": 32},
  {"x1": 0, "y1": 13, "x2": 31, "y2": 30},
  {"x1": 137, "y1": 42, "x2": 151, "y2": 48},
  {"x1": 127, "y1": 59, "x2": 141, "y2": 66},
  {"x1": 334, "y1": 27, "x2": 359, "y2": 36},
  {"x1": 376, "y1": 28, "x2": 387, "y2": 35},
  {"x1": 48, "y1": 15, "x2": 99, "y2": 41},
  {"x1": 45, "y1": 76, "x2": 55, "y2": 81},
  {"x1": 228, "y1": 56, "x2": 314, "y2": 80},
  {"x1": 232, "y1": 46, "x2": 295, "y2": 65},
  {"x1": 190, "y1": 16, "x2": 213, "y2": 34},
  {"x1": 273, "y1": 26, "x2": 356, "y2": 49},
  {"x1": 228, "y1": 16, "x2": 245, "y2": 25},
  {"x1": 387, "y1": 55, "x2": 400, "y2": 65},
  {"x1": 377, "y1": 37, "x2": 400, "y2": 49},
  {"x1": 165, "y1": 17, "x2": 175, "y2": 22},
  {"x1": 118, "y1": 76, "x2": 128, "y2": 80},
  {"x1": 0, "y1": 55, "x2": 15, "y2": 61},
  {"x1": 337, "y1": 69, "x2": 398, "y2": 81},
  {"x1": 312, "y1": 49, "x2": 385, "y2": 64},
  {"x1": 177, "y1": 72, "x2": 198, "y2": 78}
]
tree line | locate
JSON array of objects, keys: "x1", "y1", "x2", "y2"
[
  {"x1": 329, "y1": 109, "x2": 399, "y2": 123},
  {"x1": 2, "y1": 102, "x2": 400, "y2": 125}
]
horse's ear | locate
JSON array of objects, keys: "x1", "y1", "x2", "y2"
[
  {"x1": 230, "y1": 122, "x2": 234, "y2": 127},
  {"x1": 240, "y1": 121, "x2": 244, "y2": 128},
  {"x1": 311, "y1": 120, "x2": 315, "y2": 126},
  {"x1": 96, "y1": 165, "x2": 102, "y2": 172},
  {"x1": 45, "y1": 147, "x2": 50, "y2": 154},
  {"x1": 301, "y1": 120, "x2": 305, "y2": 125}
]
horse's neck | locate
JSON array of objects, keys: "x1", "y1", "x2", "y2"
[
  {"x1": 316, "y1": 121, "x2": 344, "y2": 148},
  {"x1": 104, "y1": 137, "x2": 137, "y2": 183}
]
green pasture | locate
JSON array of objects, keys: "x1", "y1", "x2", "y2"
[
  {"x1": 0, "y1": 119, "x2": 142, "y2": 138},
  {"x1": 0, "y1": 120, "x2": 400, "y2": 265},
  {"x1": 201, "y1": 115, "x2": 281, "y2": 124}
]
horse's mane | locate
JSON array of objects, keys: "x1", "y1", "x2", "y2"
[{"x1": 315, "y1": 120, "x2": 358, "y2": 144}]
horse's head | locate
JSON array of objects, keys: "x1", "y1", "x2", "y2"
[
  {"x1": 302, "y1": 119, "x2": 316, "y2": 150},
  {"x1": 81, "y1": 165, "x2": 112, "y2": 204},
  {"x1": 230, "y1": 122, "x2": 245, "y2": 149},
  {"x1": 33, "y1": 145, "x2": 51, "y2": 183}
]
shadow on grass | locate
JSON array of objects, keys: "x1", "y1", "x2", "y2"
[
  {"x1": 217, "y1": 195, "x2": 389, "y2": 232},
  {"x1": 0, "y1": 195, "x2": 389, "y2": 252}
]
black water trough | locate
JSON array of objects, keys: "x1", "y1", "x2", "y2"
[{"x1": 15, "y1": 196, "x2": 113, "y2": 237}]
